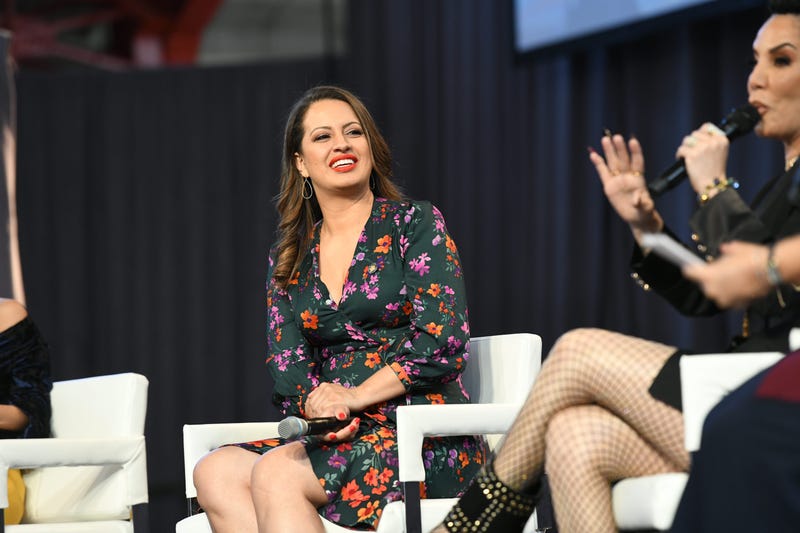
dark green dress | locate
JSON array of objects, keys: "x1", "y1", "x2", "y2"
[{"x1": 235, "y1": 197, "x2": 486, "y2": 530}]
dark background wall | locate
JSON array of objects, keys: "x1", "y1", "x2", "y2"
[{"x1": 13, "y1": 0, "x2": 780, "y2": 529}]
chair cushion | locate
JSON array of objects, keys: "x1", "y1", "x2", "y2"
[{"x1": 612, "y1": 473, "x2": 688, "y2": 531}]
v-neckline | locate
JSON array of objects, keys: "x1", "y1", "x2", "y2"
[{"x1": 314, "y1": 198, "x2": 376, "y2": 307}]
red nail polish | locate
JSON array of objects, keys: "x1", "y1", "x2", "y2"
[
  {"x1": 336, "y1": 412, "x2": 346, "y2": 420},
  {"x1": 327, "y1": 432, "x2": 337, "y2": 440}
]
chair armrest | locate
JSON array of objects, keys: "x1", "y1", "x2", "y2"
[
  {"x1": 182, "y1": 422, "x2": 280, "y2": 498},
  {"x1": 680, "y1": 352, "x2": 783, "y2": 452},
  {"x1": 396, "y1": 403, "x2": 522, "y2": 483},
  {"x1": 0, "y1": 436, "x2": 146, "y2": 509}
]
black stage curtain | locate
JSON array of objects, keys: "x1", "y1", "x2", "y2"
[{"x1": 15, "y1": 0, "x2": 780, "y2": 528}]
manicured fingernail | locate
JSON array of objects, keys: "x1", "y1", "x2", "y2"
[
  {"x1": 327, "y1": 432, "x2": 337, "y2": 440},
  {"x1": 604, "y1": 128, "x2": 612, "y2": 138},
  {"x1": 587, "y1": 146, "x2": 596, "y2": 154}
]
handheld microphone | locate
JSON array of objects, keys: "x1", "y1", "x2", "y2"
[
  {"x1": 277, "y1": 415, "x2": 353, "y2": 439},
  {"x1": 647, "y1": 104, "x2": 761, "y2": 197}
]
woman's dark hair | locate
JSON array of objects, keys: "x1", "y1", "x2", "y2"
[{"x1": 272, "y1": 86, "x2": 404, "y2": 288}]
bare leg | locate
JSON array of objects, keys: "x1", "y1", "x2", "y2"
[
  {"x1": 194, "y1": 446, "x2": 260, "y2": 533},
  {"x1": 251, "y1": 441, "x2": 329, "y2": 533},
  {"x1": 432, "y1": 328, "x2": 688, "y2": 532},
  {"x1": 545, "y1": 404, "x2": 686, "y2": 532}
]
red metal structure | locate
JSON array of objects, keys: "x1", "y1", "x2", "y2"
[{"x1": 1, "y1": 0, "x2": 223, "y2": 69}]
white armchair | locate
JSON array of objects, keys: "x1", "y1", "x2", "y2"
[
  {"x1": 385, "y1": 332, "x2": 542, "y2": 533},
  {"x1": 176, "y1": 333, "x2": 543, "y2": 533},
  {"x1": 0, "y1": 372, "x2": 149, "y2": 533},
  {"x1": 611, "y1": 348, "x2": 788, "y2": 531}
]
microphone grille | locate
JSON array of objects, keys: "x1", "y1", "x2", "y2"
[
  {"x1": 721, "y1": 103, "x2": 761, "y2": 140},
  {"x1": 277, "y1": 416, "x2": 305, "y2": 439}
]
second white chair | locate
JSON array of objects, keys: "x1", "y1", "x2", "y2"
[{"x1": 176, "y1": 332, "x2": 543, "y2": 533}]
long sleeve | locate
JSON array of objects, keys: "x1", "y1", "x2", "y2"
[
  {"x1": 264, "y1": 251, "x2": 319, "y2": 417},
  {"x1": 633, "y1": 174, "x2": 800, "y2": 329},
  {"x1": 384, "y1": 202, "x2": 471, "y2": 391},
  {"x1": 0, "y1": 317, "x2": 52, "y2": 439}
]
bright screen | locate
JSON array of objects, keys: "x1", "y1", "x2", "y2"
[{"x1": 514, "y1": 0, "x2": 720, "y2": 53}]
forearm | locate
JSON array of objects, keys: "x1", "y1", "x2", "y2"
[
  {"x1": 0, "y1": 404, "x2": 29, "y2": 432},
  {"x1": 352, "y1": 365, "x2": 406, "y2": 411}
]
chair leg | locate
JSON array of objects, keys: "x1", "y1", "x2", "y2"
[
  {"x1": 132, "y1": 503, "x2": 149, "y2": 533},
  {"x1": 402, "y1": 481, "x2": 422, "y2": 533}
]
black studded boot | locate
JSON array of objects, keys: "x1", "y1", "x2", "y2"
[{"x1": 441, "y1": 465, "x2": 537, "y2": 533}]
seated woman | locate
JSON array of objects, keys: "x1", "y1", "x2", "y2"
[
  {"x1": 0, "y1": 298, "x2": 52, "y2": 524},
  {"x1": 672, "y1": 235, "x2": 800, "y2": 532},
  {"x1": 434, "y1": 1, "x2": 800, "y2": 531},
  {"x1": 192, "y1": 85, "x2": 485, "y2": 532}
]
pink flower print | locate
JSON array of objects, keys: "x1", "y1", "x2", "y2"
[
  {"x1": 328, "y1": 454, "x2": 347, "y2": 469},
  {"x1": 355, "y1": 252, "x2": 365, "y2": 261},
  {"x1": 364, "y1": 285, "x2": 379, "y2": 300},
  {"x1": 399, "y1": 235, "x2": 410, "y2": 258},
  {"x1": 432, "y1": 234, "x2": 442, "y2": 246},
  {"x1": 409, "y1": 253, "x2": 431, "y2": 276},
  {"x1": 342, "y1": 280, "x2": 357, "y2": 299}
]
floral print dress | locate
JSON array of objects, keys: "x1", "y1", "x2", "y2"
[{"x1": 234, "y1": 197, "x2": 485, "y2": 530}]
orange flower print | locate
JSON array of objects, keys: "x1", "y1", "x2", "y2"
[
  {"x1": 289, "y1": 271, "x2": 300, "y2": 285},
  {"x1": 365, "y1": 351, "x2": 381, "y2": 368},
  {"x1": 425, "y1": 322, "x2": 443, "y2": 336},
  {"x1": 390, "y1": 362, "x2": 411, "y2": 384},
  {"x1": 402, "y1": 301, "x2": 413, "y2": 315},
  {"x1": 275, "y1": 327, "x2": 282, "y2": 342},
  {"x1": 374, "y1": 235, "x2": 392, "y2": 253},
  {"x1": 426, "y1": 393, "x2": 444, "y2": 404},
  {"x1": 377, "y1": 467, "x2": 393, "y2": 484},
  {"x1": 446, "y1": 235, "x2": 457, "y2": 253},
  {"x1": 342, "y1": 479, "x2": 366, "y2": 503},
  {"x1": 357, "y1": 500, "x2": 380, "y2": 520},
  {"x1": 377, "y1": 426, "x2": 394, "y2": 439},
  {"x1": 364, "y1": 467, "x2": 379, "y2": 486},
  {"x1": 362, "y1": 433, "x2": 379, "y2": 444},
  {"x1": 371, "y1": 484, "x2": 387, "y2": 495},
  {"x1": 459, "y1": 451, "x2": 470, "y2": 467},
  {"x1": 300, "y1": 310, "x2": 318, "y2": 330},
  {"x1": 427, "y1": 283, "x2": 441, "y2": 297}
]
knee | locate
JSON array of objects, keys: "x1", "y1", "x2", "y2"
[
  {"x1": 544, "y1": 407, "x2": 598, "y2": 474},
  {"x1": 0, "y1": 300, "x2": 27, "y2": 332},
  {"x1": 545, "y1": 328, "x2": 605, "y2": 371},
  {"x1": 194, "y1": 447, "x2": 244, "y2": 510},
  {"x1": 251, "y1": 450, "x2": 289, "y2": 496}
]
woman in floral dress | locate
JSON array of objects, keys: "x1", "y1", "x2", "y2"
[{"x1": 193, "y1": 85, "x2": 485, "y2": 532}]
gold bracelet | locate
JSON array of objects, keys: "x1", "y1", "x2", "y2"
[{"x1": 697, "y1": 177, "x2": 739, "y2": 206}]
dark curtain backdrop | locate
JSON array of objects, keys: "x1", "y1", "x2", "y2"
[{"x1": 14, "y1": 0, "x2": 781, "y2": 529}]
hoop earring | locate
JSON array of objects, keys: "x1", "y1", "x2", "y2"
[
  {"x1": 370, "y1": 175, "x2": 376, "y2": 190},
  {"x1": 302, "y1": 177, "x2": 313, "y2": 200}
]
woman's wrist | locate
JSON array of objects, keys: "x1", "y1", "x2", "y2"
[{"x1": 765, "y1": 242, "x2": 783, "y2": 286}]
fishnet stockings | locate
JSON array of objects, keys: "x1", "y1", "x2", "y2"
[{"x1": 490, "y1": 328, "x2": 690, "y2": 532}]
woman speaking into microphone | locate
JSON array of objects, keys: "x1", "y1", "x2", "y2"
[{"x1": 432, "y1": 1, "x2": 800, "y2": 532}]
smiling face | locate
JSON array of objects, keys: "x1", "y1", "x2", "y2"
[
  {"x1": 294, "y1": 98, "x2": 374, "y2": 198},
  {"x1": 748, "y1": 14, "x2": 800, "y2": 152}
]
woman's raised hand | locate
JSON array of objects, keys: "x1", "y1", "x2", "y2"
[
  {"x1": 589, "y1": 134, "x2": 663, "y2": 235},
  {"x1": 675, "y1": 122, "x2": 730, "y2": 196}
]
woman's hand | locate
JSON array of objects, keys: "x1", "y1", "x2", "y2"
[
  {"x1": 305, "y1": 383, "x2": 363, "y2": 443},
  {"x1": 305, "y1": 382, "x2": 361, "y2": 419},
  {"x1": 675, "y1": 122, "x2": 730, "y2": 197},
  {"x1": 589, "y1": 134, "x2": 663, "y2": 235},
  {"x1": 682, "y1": 241, "x2": 771, "y2": 308}
]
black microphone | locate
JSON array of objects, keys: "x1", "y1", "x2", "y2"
[
  {"x1": 277, "y1": 415, "x2": 353, "y2": 439},
  {"x1": 647, "y1": 104, "x2": 761, "y2": 197}
]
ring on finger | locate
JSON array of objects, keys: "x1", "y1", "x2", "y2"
[
  {"x1": 705, "y1": 123, "x2": 725, "y2": 137},
  {"x1": 684, "y1": 135, "x2": 697, "y2": 147}
]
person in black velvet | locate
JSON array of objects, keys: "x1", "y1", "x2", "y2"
[
  {"x1": 0, "y1": 298, "x2": 52, "y2": 524},
  {"x1": 432, "y1": 1, "x2": 800, "y2": 532}
]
